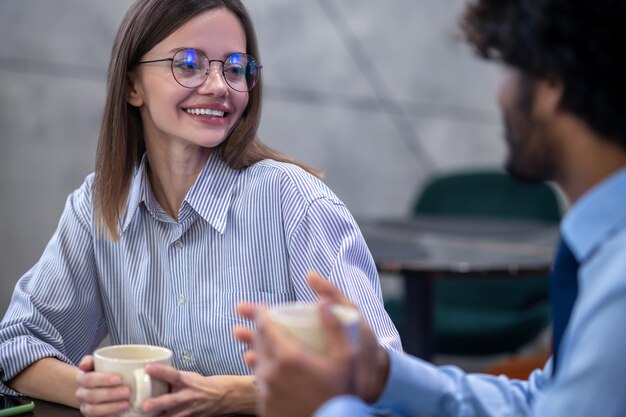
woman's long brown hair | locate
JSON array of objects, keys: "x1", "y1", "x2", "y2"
[{"x1": 94, "y1": 0, "x2": 320, "y2": 240}]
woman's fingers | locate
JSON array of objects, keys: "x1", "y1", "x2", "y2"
[
  {"x1": 78, "y1": 355, "x2": 95, "y2": 372},
  {"x1": 76, "y1": 385, "x2": 130, "y2": 404},
  {"x1": 79, "y1": 399, "x2": 130, "y2": 417},
  {"x1": 75, "y1": 367, "x2": 130, "y2": 417},
  {"x1": 76, "y1": 371, "x2": 123, "y2": 389},
  {"x1": 144, "y1": 363, "x2": 182, "y2": 385}
]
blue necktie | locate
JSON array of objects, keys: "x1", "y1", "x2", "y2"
[{"x1": 550, "y1": 239, "x2": 580, "y2": 376}]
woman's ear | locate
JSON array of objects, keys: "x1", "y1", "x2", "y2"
[{"x1": 126, "y1": 73, "x2": 144, "y2": 107}]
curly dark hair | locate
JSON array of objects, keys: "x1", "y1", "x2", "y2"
[{"x1": 462, "y1": 0, "x2": 626, "y2": 149}]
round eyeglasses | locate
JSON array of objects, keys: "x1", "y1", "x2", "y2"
[{"x1": 137, "y1": 48, "x2": 261, "y2": 92}]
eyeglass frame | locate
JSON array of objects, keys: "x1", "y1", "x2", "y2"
[{"x1": 136, "y1": 48, "x2": 262, "y2": 92}]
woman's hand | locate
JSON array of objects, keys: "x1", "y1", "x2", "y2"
[
  {"x1": 141, "y1": 365, "x2": 256, "y2": 417},
  {"x1": 75, "y1": 355, "x2": 131, "y2": 417}
]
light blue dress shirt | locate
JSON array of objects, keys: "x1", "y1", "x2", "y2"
[
  {"x1": 0, "y1": 153, "x2": 401, "y2": 394},
  {"x1": 315, "y1": 167, "x2": 626, "y2": 417}
]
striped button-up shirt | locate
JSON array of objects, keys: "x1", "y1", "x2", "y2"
[{"x1": 0, "y1": 152, "x2": 401, "y2": 394}]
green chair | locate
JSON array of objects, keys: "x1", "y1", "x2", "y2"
[{"x1": 386, "y1": 170, "x2": 563, "y2": 355}]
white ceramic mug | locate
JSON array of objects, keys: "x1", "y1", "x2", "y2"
[
  {"x1": 94, "y1": 344, "x2": 173, "y2": 417},
  {"x1": 268, "y1": 302, "x2": 360, "y2": 353}
]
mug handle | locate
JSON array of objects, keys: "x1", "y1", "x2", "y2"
[{"x1": 132, "y1": 368, "x2": 152, "y2": 410}]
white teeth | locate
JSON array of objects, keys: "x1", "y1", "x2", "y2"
[{"x1": 186, "y1": 108, "x2": 225, "y2": 117}]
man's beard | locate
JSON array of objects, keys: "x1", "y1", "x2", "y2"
[{"x1": 502, "y1": 78, "x2": 556, "y2": 183}]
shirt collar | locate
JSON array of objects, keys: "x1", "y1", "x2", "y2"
[
  {"x1": 184, "y1": 151, "x2": 240, "y2": 233},
  {"x1": 562, "y1": 166, "x2": 626, "y2": 262},
  {"x1": 120, "y1": 152, "x2": 240, "y2": 235}
]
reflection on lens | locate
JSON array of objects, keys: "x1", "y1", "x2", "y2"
[
  {"x1": 227, "y1": 54, "x2": 259, "y2": 91},
  {"x1": 172, "y1": 49, "x2": 205, "y2": 86},
  {"x1": 183, "y1": 49, "x2": 198, "y2": 66}
]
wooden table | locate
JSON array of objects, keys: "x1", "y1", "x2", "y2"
[
  {"x1": 30, "y1": 398, "x2": 257, "y2": 416},
  {"x1": 29, "y1": 399, "x2": 79, "y2": 416},
  {"x1": 359, "y1": 215, "x2": 560, "y2": 359}
]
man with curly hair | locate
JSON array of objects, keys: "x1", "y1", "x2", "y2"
[{"x1": 236, "y1": 0, "x2": 626, "y2": 415}]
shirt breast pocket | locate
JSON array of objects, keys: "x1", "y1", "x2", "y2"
[
  {"x1": 210, "y1": 291, "x2": 296, "y2": 324},
  {"x1": 194, "y1": 291, "x2": 296, "y2": 375}
]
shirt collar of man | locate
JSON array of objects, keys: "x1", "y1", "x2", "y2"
[
  {"x1": 562, "y1": 166, "x2": 626, "y2": 263},
  {"x1": 120, "y1": 151, "x2": 241, "y2": 235}
]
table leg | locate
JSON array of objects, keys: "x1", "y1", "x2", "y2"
[{"x1": 402, "y1": 271, "x2": 434, "y2": 360}]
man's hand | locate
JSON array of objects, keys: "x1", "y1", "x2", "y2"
[{"x1": 234, "y1": 271, "x2": 390, "y2": 417}]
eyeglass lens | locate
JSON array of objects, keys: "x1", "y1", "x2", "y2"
[{"x1": 171, "y1": 48, "x2": 259, "y2": 91}]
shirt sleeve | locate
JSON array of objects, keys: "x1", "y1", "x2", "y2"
[
  {"x1": 372, "y1": 350, "x2": 547, "y2": 417},
  {"x1": 314, "y1": 395, "x2": 383, "y2": 417},
  {"x1": 0, "y1": 176, "x2": 107, "y2": 394},
  {"x1": 287, "y1": 196, "x2": 402, "y2": 352},
  {"x1": 533, "y1": 235, "x2": 626, "y2": 417}
]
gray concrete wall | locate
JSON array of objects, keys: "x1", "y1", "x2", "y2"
[{"x1": 0, "y1": 0, "x2": 504, "y2": 314}]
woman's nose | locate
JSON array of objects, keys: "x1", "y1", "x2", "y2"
[{"x1": 197, "y1": 63, "x2": 228, "y2": 95}]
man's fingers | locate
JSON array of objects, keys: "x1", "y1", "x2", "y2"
[
  {"x1": 307, "y1": 271, "x2": 355, "y2": 308},
  {"x1": 236, "y1": 302, "x2": 258, "y2": 320},
  {"x1": 318, "y1": 301, "x2": 351, "y2": 358},
  {"x1": 244, "y1": 350, "x2": 257, "y2": 369},
  {"x1": 234, "y1": 326, "x2": 255, "y2": 345},
  {"x1": 255, "y1": 309, "x2": 304, "y2": 360}
]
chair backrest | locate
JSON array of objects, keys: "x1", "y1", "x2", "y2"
[
  {"x1": 414, "y1": 171, "x2": 562, "y2": 222},
  {"x1": 411, "y1": 170, "x2": 563, "y2": 354}
]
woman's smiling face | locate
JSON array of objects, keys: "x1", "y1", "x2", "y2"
[{"x1": 127, "y1": 8, "x2": 250, "y2": 151}]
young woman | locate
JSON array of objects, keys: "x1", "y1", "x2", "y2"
[{"x1": 0, "y1": 0, "x2": 401, "y2": 415}]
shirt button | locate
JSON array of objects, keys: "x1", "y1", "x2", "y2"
[
  {"x1": 174, "y1": 240, "x2": 183, "y2": 249},
  {"x1": 177, "y1": 296, "x2": 186, "y2": 306},
  {"x1": 182, "y1": 352, "x2": 192, "y2": 363}
]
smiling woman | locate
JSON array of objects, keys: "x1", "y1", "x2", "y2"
[{"x1": 0, "y1": 0, "x2": 401, "y2": 416}]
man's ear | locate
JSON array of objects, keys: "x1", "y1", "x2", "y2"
[
  {"x1": 126, "y1": 73, "x2": 144, "y2": 107},
  {"x1": 533, "y1": 76, "x2": 563, "y2": 118}
]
